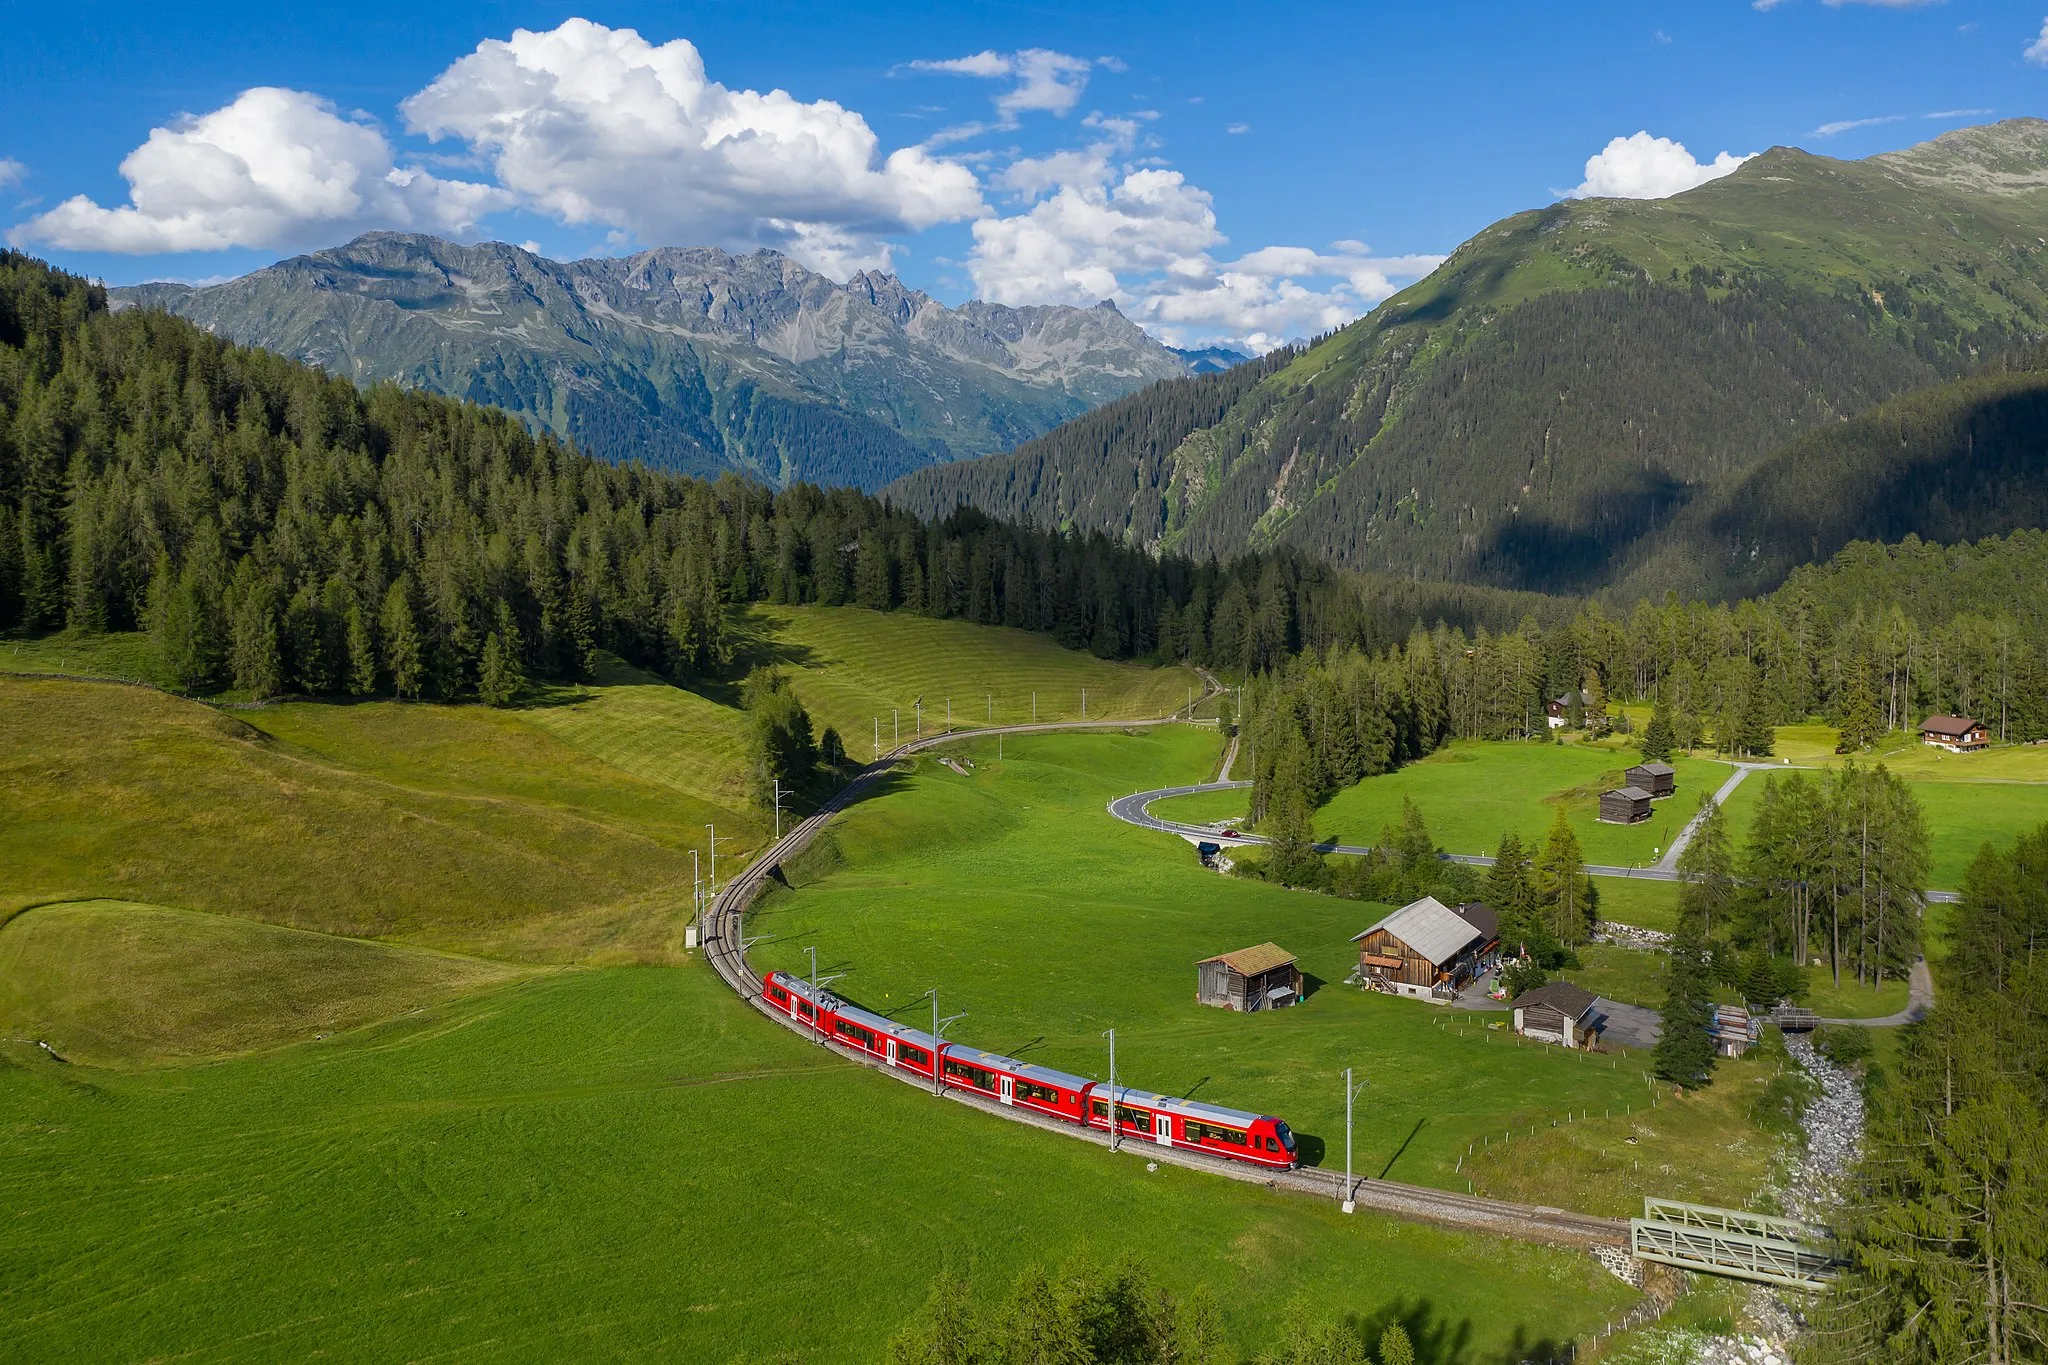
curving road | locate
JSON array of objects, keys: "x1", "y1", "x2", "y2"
[{"x1": 698, "y1": 698, "x2": 1628, "y2": 1250}]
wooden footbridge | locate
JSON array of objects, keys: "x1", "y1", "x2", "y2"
[{"x1": 1630, "y1": 1198, "x2": 1843, "y2": 1289}]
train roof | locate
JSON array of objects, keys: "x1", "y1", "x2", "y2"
[
  {"x1": 943, "y1": 1046, "x2": 1097, "y2": 1093},
  {"x1": 1095, "y1": 1087, "x2": 1269, "y2": 1127}
]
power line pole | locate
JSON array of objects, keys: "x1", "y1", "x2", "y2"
[
  {"x1": 986, "y1": 693, "x2": 992, "y2": 722},
  {"x1": 771, "y1": 777, "x2": 787, "y2": 842},
  {"x1": 925, "y1": 989, "x2": 966, "y2": 1097},
  {"x1": 893, "y1": 708, "x2": 899, "y2": 746},
  {"x1": 874, "y1": 715, "x2": 880, "y2": 761},
  {"x1": 915, "y1": 700, "x2": 922, "y2": 735},
  {"x1": 945, "y1": 697, "x2": 951, "y2": 727},
  {"x1": 705, "y1": 823, "x2": 720, "y2": 896},
  {"x1": 1081, "y1": 687, "x2": 1087, "y2": 719},
  {"x1": 804, "y1": 946, "x2": 843, "y2": 1047},
  {"x1": 1103, "y1": 1028, "x2": 1119, "y2": 1152},
  {"x1": 1032, "y1": 691, "x2": 1037, "y2": 723},
  {"x1": 1342, "y1": 1068, "x2": 1369, "y2": 1213}
]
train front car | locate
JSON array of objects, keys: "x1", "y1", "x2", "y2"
[
  {"x1": 1092, "y1": 1091, "x2": 1299, "y2": 1169},
  {"x1": 938, "y1": 1047, "x2": 1096, "y2": 1122},
  {"x1": 761, "y1": 970, "x2": 826, "y2": 1031}
]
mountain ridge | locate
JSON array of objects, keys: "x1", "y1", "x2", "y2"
[
  {"x1": 113, "y1": 233, "x2": 1198, "y2": 491},
  {"x1": 886, "y1": 118, "x2": 2048, "y2": 599}
]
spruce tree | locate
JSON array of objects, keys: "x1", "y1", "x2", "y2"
[
  {"x1": 381, "y1": 581, "x2": 423, "y2": 700},
  {"x1": 1653, "y1": 930, "x2": 1718, "y2": 1088},
  {"x1": 1640, "y1": 704, "x2": 1676, "y2": 762},
  {"x1": 345, "y1": 605, "x2": 377, "y2": 697},
  {"x1": 1675, "y1": 793, "x2": 1736, "y2": 940},
  {"x1": 1534, "y1": 806, "x2": 1596, "y2": 948},
  {"x1": 1736, "y1": 677, "x2": 1776, "y2": 757},
  {"x1": 478, "y1": 631, "x2": 520, "y2": 706}
]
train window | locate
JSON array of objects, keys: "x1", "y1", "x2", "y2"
[
  {"x1": 1116, "y1": 1105, "x2": 1148, "y2": 1129},
  {"x1": 769, "y1": 987, "x2": 788, "y2": 1005},
  {"x1": 897, "y1": 1045, "x2": 929, "y2": 1067},
  {"x1": 797, "y1": 1001, "x2": 814, "y2": 1019},
  {"x1": 942, "y1": 1060, "x2": 998, "y2": 1091},
  {"x1": 1089, "y1": 1099, "x2": 1108, "y2": 1119},
  {"x1": 1185, "y1": 1121, "x2": 1247, "y2": 1146},
  {"x1": 1015, "y1": 1081, "x2": 1062, "y2": 1105},
  {"x1": 834, "y1": 1020, "x2": 877, "y2": 1049},
  {"x1": 1264, "y1": 1136, "x2": 1279, "y2": 1152}
]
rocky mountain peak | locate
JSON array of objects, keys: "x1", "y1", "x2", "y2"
[{"x1": 1869, "y1": 117, "x2": 2048, "y2": 198}]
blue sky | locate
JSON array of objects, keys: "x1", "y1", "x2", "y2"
[{"x1": 4, "y1": 0, "x2": 2045, "y2": 348}]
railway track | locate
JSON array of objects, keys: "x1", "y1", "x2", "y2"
[{"x1": 700, "y1": 706, "x2": 1629, "y2": 1252}]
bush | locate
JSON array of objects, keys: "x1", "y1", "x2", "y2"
[
  {"x1": 1500, "y1": 958, "x2": 1548, "y2": 1000},
  {"x1": 1813, "y1": 1023, "x2": 1874, "y2": 1069}
]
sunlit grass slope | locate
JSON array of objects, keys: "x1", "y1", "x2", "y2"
[
  {"x1": 0, "y1": 679, "x2": 717, "y2": 962},
  {"x1": 0, "y1": 899, "x2": 527, "y2": 1067},
  {"x1": 0, "y1": 965, "x2": 1634, "y2": 1361},
  {"x1": 755, "y1": 728, "x2": 1771, "y2": 1212},
  {"x1": 744, "y1": 604, "x2": 1200, "y2": 753}
]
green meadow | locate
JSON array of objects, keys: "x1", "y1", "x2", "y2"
[
  {"x1": 754, "y1": 728, "x2": 1773, "y2": 1212},
  {"x1": 0, "y1": 639, "x2": 1643, "y2": 1359},
  {"x1": 0, "y1": 961, "x2": 1632, "y2": 1360}
]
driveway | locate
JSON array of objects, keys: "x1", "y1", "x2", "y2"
[{"x1": 1593, "y1": 999, "x2": 1662, "y2": 1050}]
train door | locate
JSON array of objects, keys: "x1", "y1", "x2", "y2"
[
  {"x1": 999, "y1": 1076, "x2": 1014, "y2": 1106},
  {"x1": 886, "y1": 1038, "x2": 898, "y2": 1068},
  {"x1": 1154, "y1": 1112, "x2": 1173, "y2": 1146}
]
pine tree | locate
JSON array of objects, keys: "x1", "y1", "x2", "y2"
[
  {"x1": 478, "y1": 631, "x2": 520, "y2": 706},
  {"x1": 345, "y1": 604, "x2": 377, "y2": 697},
  {"x1": 1675, "y1": 793, "x2": 1736, "y2": 940},
  {"x1": 1736, "y1": 675, "x2": 1776, "y2": 757},
  {"x1": 1639, "y1": 704, "x2": 1676, "y2": 762},
  {"x1": 1534, "y1": 806, "x2": 1596, "y2": 948},
  {"x1": 381, "y1": 581, "x2": 423, "y2": 700},
  {"x1": 1378, "y1": 1322, "x2": 1416, "y2": 1365},
  {"x1": 1263, "y1": 733, "x2": 1326, "y2": 889},
  {"x1": 230, "y1": 587, "x2": 283, "y2": 699},
  {"x1": 1582, "y1": 668, "x2": 1609, "y2": 735},
  {"x1": 1653, "y1": 930, "x2": 1717, "y2": 1088}
]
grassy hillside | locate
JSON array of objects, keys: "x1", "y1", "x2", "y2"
[
  {"x1": 755, "y1": 728, "x2": 1781, "y2": 1216},
  {"x1": 0, "y1": 900, "x2": 527, "y2": 1066},
  {"x1": 0, "y1": 962, "x2": 1636, "y2": 1361},
  {"x1": 890, "y1": 120, "x2": 2048, "y2": 598},
  {"x1": 0, "y1": 678, "x2": 733, "y2": 960}
]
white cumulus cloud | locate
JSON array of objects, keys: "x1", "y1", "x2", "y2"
[
  {"x1": 9, "y1": 87, "x2": 500, "y2": 253},
  {"x1": 403, "y1": 19, "x2": 983, "y2": 276},
  {"x1": 0, "y1": 159, "x2": 25, "y2": 191},
  {"x1": 2027, "y1": 17, "x2": 2048, "y2": 64},
  {"x1": 967, "y1": 134, "x2": 1439, "y2": 351},
  {"x1": 1568, "y1": 131, "x2": 1754, "y2": 200}
]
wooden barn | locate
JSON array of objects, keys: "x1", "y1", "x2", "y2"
[
  {"x1": 1625, "y1": 761, "x2": 1676, "y2": 798},
  {"x1": 1351, "y1": 897, "x2": 1498, "y2": 1001},
  {"x1": 1509, "y1": 981, "x2": 1598, "y2": 1048},
  {"x1": 1598, "y1": 785, "x2": 1653, "y2": 824},
  {"x1": 1196, "y1": 943, "x2": 1301, "y2": 1012},
  {"x1": 1920, "y1": 714, "x2": 1990, "y2": 753}
]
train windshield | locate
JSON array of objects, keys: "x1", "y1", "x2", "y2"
[{"x1": 1275, "y1": 1121, "x2": 1296, "y2": 1152}]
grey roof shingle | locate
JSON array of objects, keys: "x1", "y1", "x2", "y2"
[{"x1": 1350, "y1": 895, "x2": 1482, "y2": 967}]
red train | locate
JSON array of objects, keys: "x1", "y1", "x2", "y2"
[{"x1": 760, "y1": 970, "x2": 1298, "y2": 1170}]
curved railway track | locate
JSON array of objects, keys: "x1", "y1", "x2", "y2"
[{"x1": 700, "y1": 703, "x2": 1628, "y2": 1251}]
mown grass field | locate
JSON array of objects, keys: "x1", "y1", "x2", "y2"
[
  {"x1": 0, "y1": 900, "x2": 528, "y2": 1066},
  {"x1": 0, "y1": 678, "x2": 719, "y2": 962},
  {"x1": 0, "y1": 957, "x2": 1634, "y2": 1361},
  {"x1": 1151, "y1": 740, "x2": 1727, "y2": 871},
  {"x1": 742, "y1": 604, "x2": 1201, "y2": 751},
  {"x1": 755, "y1": 728, "x2": 1777, "y2": 1213}
]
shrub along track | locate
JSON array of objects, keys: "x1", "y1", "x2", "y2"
[{"x1": 701, "y1": 710, "x2": 1628, "y2": 1251}]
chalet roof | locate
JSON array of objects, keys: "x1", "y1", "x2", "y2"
[
  {"x1": 1451, "y1": 901, "x2": 1500, "y2": 941},
  {"x1": 1606, "y1": 786, "x2": 1654, "y2": 802},
  {"x1": 1351, "y1": 895, "x2": 1482, "y2": 967},
  {"x1": 1550, "y1": 688, "x2": 1594, "y2": 707},
  {"x1": 1509, "y1": 981, "x2": 1597, "y2": 1019},
  {"x1": 1198, "y1": 942, "x2": 1297, "y2": 977},
  {"x1": 1920, "y1": 714, "x2": 1983, "y2": 737},
  {"x1": 1628, "y1": 761, "x2": 1676, "y2": 777}
]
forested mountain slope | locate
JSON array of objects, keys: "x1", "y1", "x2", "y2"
[
  {"x1": 113, "y1": 234, "x2": 1195, "y2": 492},
  {"x1": 1613, "y1": 354, "x2": 2048, "y2": 600},
  {"x1": 888, "y1": 120, "x2": 2048, "y2": 597}
]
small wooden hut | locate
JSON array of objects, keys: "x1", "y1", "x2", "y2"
[
  {"x1": 1509, "y1": 981, "x2": 1598, "y2": 1048},
  {"x1": 1195, "y1": 943, "x2": 1301, "y2": 1012},
  {"x1": 1598, "y1": 785, "x2": 1653, "y2": 824},
  {"x1": 1625, "y1": 761, "x2": 1676, "y2": 798}
]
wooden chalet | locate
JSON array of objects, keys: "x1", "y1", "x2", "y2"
[
  {"x1": 1625, "y1": 761, "x2": 1677, "y2": 798},
  {"x1": 1598, "y1": 785, "x2": 1654, "y2": 824},
  {"x1": 1509, "y1": 981, "x2": 1598, "y2": 1048},
  {"x1": 1351, "y1": 897, "x2": 1498, "y2": 1001},
  {"x1": 1545, "y1": 688, "x2": 1594, "y2": 729},
  {"x1": 1195, "y1": 943, "x2": 1301, "y2": 1012},
  {"x1": 1919, "y1": 714, "x2": 1989, "y2": 753}
]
